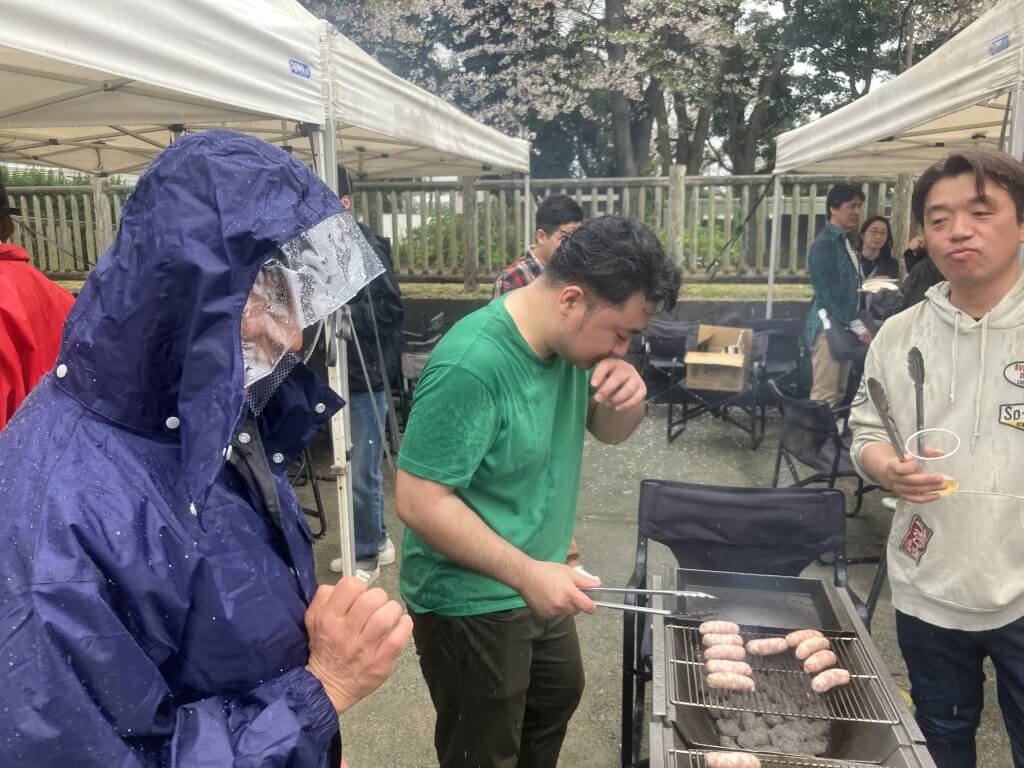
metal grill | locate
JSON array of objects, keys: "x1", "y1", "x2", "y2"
[
  {"x1": 667, "y1": 749, "x2": 880, "y2": 768},
  {"x1": 669, "y1": 626, "x2": 900, "y2": 725}
]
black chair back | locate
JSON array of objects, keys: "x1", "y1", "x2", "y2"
[
  {"x1": 635, "y1": 479, "x2": 847, "y2": 584},
  {"x1": 769, "y1": 379, "x2": 841, "y2": 470},
  {"x1": 643, "y1": 317, "x2": 699, "y2": 359}
]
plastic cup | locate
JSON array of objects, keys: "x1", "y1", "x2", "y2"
[{"x1": 904, "y1": 428, "x2": 961, "y2": 496}]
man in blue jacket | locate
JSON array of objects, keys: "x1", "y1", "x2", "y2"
[
  {"x1": 805, "y1": 184, "x2": 870, "y2": 407},
  {"x1": 0, "y1": 131, "x2": 412, "y2": 766}
]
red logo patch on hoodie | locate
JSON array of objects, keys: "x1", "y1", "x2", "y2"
[
  {"x1": 899, "y1": 515, "x2": 933, "y2": 564},
  {"x1": 1004, "y1": 362, "x2": 1024, "y2": 388}
]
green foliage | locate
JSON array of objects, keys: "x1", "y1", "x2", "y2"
[
  {"x1": 0, "y1": 165, "x2": 126, "y2": 187},
  {"x1": 394, "y1": 197, "x2": 524, "y2": 273}
]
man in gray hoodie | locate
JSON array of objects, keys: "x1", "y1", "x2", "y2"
[{"x1": 850, "y1": 150, "x2": 1024, "y2": 768}]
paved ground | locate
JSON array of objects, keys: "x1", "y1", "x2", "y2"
[{"x1": 301, "y1": 406, "x2": 1013, "y2": 768}]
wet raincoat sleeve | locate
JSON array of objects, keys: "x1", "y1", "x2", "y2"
[{"x1": 10, "y1": 572, "x2": 338, "y2": 766}]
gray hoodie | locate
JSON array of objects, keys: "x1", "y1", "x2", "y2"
[{"x1": 850, "y1": 271, "x2": 1024, "y2": 631}]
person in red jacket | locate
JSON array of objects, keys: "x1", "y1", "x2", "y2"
[{"x1": 0, "y1": 181, "x2": 75, "y2": 429}]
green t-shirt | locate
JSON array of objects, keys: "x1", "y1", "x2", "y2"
[{"x1": 398, "y1": 296, "x2": 590, "y2": 616}]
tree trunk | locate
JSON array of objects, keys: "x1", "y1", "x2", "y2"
[
  {"x1": 606, "y1": 0, "x2": 636, "y2": 176},
  {"x1": 656, "y1": 89, "x2": 672, "y2": 176}
]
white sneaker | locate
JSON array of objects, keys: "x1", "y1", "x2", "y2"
[
  {"x1": 355, "y1": 563, "x2": 381, "y2": 585},
  {"x1": 881, "y1": 497, "x2": 899, "y2": 511},
  {"x1": 378, "y1": 535, "x2": 396, "y2": 566}
]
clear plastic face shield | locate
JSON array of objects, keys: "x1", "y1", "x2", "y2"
[{"x1": 241, "y1": 211, "x2": 382, "y2": 412}]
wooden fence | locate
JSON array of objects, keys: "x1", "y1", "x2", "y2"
[{"x1": 11, "y1": 173, "x2": 902, "y2": 283}]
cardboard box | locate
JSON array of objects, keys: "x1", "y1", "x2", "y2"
[{"x1": 684, "y1": 324, "x2": 752, "y2": 392}]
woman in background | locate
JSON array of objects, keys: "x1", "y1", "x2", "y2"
[{"x1": 858, "y1": 216, "x2": 900, "y2": 279}]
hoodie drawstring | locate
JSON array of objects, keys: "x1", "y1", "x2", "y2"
[
  {"x1": 971, "y1": 315, "x2": 988, "y2": 454},
  {"x1": 950, "y1": 312, "x2": 960, "y2": 404}
]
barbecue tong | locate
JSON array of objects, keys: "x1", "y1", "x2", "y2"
[
  {"x1": 866, "y1": 377, "x2": 907, "y2": 461},
  {"x1": 907, "y1": 347, "x2": 926, "y2": 455},
  {"x1": 582, "y1": 586, "x2": 717, "y2": 618}
]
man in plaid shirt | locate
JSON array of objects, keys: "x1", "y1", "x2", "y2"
[
  {"x1": 492, "y1": 194, "x2": 587, "y2": 569},
  {"x1": 492, "y1": 194, "x2": 584, "y2": 299}
]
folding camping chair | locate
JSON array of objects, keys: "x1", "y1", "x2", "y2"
[
  {"x1": 619, "y1": 480, "x2": 879, "y2": 768},
  {"x1": 638, "y1": 317, "x2": 700, "y2": 412},
  {"x1": 745, "y1": 318, "x2": 805, "y2": 398},
  {"x1": 768, "y1": 380, "x2": 878, "y2": 517},
  {"x1": 662, "y1": 327, "x2": 771, "y2": 450}
]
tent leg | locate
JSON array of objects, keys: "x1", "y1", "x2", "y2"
[
  {"x1": 524, "y1": 174, "x2": 532, "y2": 254},
  {"x1": 765, "y1": 175, "x2": 783, "y2": 319},
  {"x1": 318, "y1": 124, "x2": 356, "y2": 578},
  {"x1": 1011, "y1": 85, "x2": 1024, "y2": 161},
  {"x1": 1011, "y1": 87, "x2": 1024, "y2": 267},
  {"x1": 326, "y1": 310, "x2": 356, "y2": 578}
]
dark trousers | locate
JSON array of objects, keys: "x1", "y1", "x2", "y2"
[
  {"x1": 896, "y1": 610, "x2": 1024, "y2": 768},
  {"x1": 411, "y1": 607, "x2": 585, "y2": 768}
]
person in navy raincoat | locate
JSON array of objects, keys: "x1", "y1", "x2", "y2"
[{"x1": 0, "y1": 130, "x2": 412, "y2": 766}]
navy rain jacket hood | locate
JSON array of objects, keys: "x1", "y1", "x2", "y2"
[{"x1": 0, "y1": 130, "x2": 349, "y2": 766}]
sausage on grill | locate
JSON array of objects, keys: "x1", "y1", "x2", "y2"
[
  {"x1": 699, "y1": 620, "x2": 741, "y2": 636},
  {"x1": 795, "y1": 636, "x2": 832, "y2": 660},
  {"x1": 704, "y1": 644, "x2": 747, "y2": 661},
  {"x1": 745, "y1": 637, "x2": 789, "y2": 656},
  {"x1": 803, "y1": 649, "x2": 838, "y2": 674},
  {"x1": 706, "y1": 672, "x2": 756, "y2": 692},
  {"x1": 705, "y1": 659, "x2": 753, "y2": 676},
  {"x1": 785, "y1": 628, "x2": 824, "y2": 648},
  {"x1": 704, "y1": 751, "x2": 762, "y2": 768},
  {"x1": 811, "y1": 668, "x2": 851, "y2": 693},
  {"x1": 702, "y1": 633, "x2": 744, "y2": 648}
]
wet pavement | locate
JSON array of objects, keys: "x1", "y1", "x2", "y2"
[{"x1": 302, "y1": 406, "x2": 1013, "y2": 768}]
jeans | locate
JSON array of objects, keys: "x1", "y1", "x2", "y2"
[
  {"x1": 349, "y1": 389, "x2": 389, "y2": 563},
  {"x1": 411, "y1": 608, "x2": 585, "y2": 768},
  {"x1": 896, "y1": 610, "x2": 1024, "y2": 768}
]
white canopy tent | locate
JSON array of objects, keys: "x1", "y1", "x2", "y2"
[
  {"x1": 0, "y1": 0, "x2": 325, "y2": 175},
  {"x1": 766, "y1": 0, "x2": 1024, "y2": 315},
  {"x1": 324, "y1": 27, "x2": 530, "y2": 180}
]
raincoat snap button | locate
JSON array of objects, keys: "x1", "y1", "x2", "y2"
[
  {"x1": 272, "y1": 452, "x2": 285, "y2": 464},
  {"x1": 165, "y1": 416, "x2": 180, "y2": 429},
  {"x1": 315, "y1": 402, "x2": 327, "y2": 414},
  {"x1": 237, "y1": 432, "x2": 251, "y2": 444},
  {"x1": 55, "y1": 364, "x2": 68, "y2": 378}
]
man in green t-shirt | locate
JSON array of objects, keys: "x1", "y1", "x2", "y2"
[{"x1": 396, "y1": 216, "x2": 682, "y2": 768}]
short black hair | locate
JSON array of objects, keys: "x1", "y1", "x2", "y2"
[
  {"x1": 826, "y1": 184, "x2": 865, "y2": 218},
  {"x1": 912, "y1": 149, "x2": 1024, "y2": 225},
  {"x1": 544, "y1": 216, "x2": 681, "y2": 311},
  {"x1": 535, "y1": 194, "x2": 584, "y2": 235}
]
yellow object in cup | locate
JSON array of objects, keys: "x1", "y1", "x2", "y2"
[{"x1": 905, "y1": 428, "x2": 961, "y2": 499}]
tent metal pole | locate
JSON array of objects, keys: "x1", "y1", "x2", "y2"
[
  {"x1": 316, "y1": 121, "x2": 357, "y2": 579},
  {"x1": 1011, "y1": 86, "x2": 1024, "y2": 160},
  {"x1": 766, "y1": 175, "x2": 783, "y2": 319},
  {"x1": 1011, "y1": 86, "x2": 1024, "y2": 266},
  {"x1": 524, "y1": 174, "x2": 532, "y2": 254}
]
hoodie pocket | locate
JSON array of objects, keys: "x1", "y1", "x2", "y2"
[{"x1": 888, "y1": 495, "x2": 1024, "y2": 612}]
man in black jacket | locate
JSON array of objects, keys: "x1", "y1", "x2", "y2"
[{"x1": 329, "y1": 169, "x2": 404, "y2": 583}]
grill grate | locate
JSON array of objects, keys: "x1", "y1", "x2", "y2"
[
  {"x1": 669, "y1": 626, "x2": 899, "y2": 725},
  {"x1": 668, "y1": 749, "x2": 880, "y2": 768}
]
